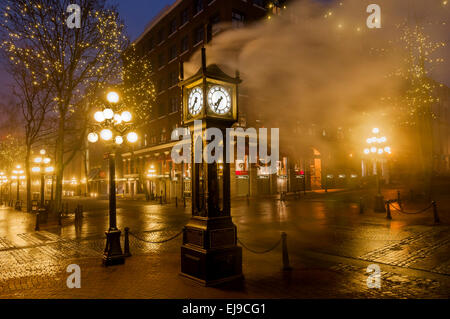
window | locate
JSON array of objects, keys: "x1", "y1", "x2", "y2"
[
  {"x1": 158, "y1": 78, "x2": 166, "y2": 92},
  {"x1": 194, "y1": 26, "x2": 204, "y2": 45},
  {"x1": 158, "y1": 103, "x2": 166, "y2": 117},
  {"x1": 169, "y1": 45, "x2": 177, "y2": 61},
  {"x1": 169, "y1": 71, "x2": 178, "y2": 87},
  {"x1": 147, "y1": 37, "x2": 154, "y2": 51},
  {"x1": 170, "y1": 96, "x2": 179, "y2": 113},
  {"x1": 181, "y1": 36, "x2": 189, "y2": 53},
  {"x1": 232, "y1": 10, "x2": 245, "y2": 28},
  {"x1": 181, "y1": 8, "x2": 189, "y2": 25},
  {"x1": 161, "y1": 128, "x2": 167, "y2": 143},
  {"x1": 158, "y1": 29, "x2": 165, "y2": 44},
  {"x1": 253, "y1": 0, "x2": 265, "y2": 8},
  {"x1": 210, "y1": 14, "x2": 221, "y2": 35},
  {"x1": 169, "y1": 19, "x2": 177, "y2": 35},
  {"x1": 158, "y1": 53, "x2": 165, "y2": 68},
  {"x1": 194, "y1": 0, "x2": 203, "y2": 15}
]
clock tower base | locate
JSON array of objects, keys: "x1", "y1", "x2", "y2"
[{"x1": 180, "y1": 216, "x2": 243, "y2": 286}]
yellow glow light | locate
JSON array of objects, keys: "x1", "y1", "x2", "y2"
[
  {"x1": 127, "y1": 132, "x2": 138, "y2": 143},
  {"x1": 88, "y1": 132, "x2": 99, "y2": 143},
  {"x1": 100, "y1": 129, "x2": 113, "y2": 141},
  {"x1": 121, "y1": 111, "x2": 132, "y2": 122},
  {"x1": 107, "y1": 91, "x2": 119, "y2": 103},
  {"x1": 94, "y1": 111, "x2": 105, "y2": 122}
]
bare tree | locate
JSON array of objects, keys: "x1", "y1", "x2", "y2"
[{"x1": 1, "y1": 0, "x2": 128, "y2": 215}]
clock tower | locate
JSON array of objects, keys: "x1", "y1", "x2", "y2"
[{"x1": 179, "y1": 48, "x2": 243, "y2": 286}]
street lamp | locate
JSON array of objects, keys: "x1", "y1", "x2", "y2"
[
  {"x1": 88, "y1": 90, "x2": 138, "y2": 266},
  {"x1": 11, "y1": 165, "x2": 25, "y2": 210},
  {"x1": 32, "y1": 150, "x2": 52, "y2": 209},
  {"x1": 0, "y1": 172, "x2": 8, "y2": 205},
  {"x1": 363, "y1": 127, "x2": 391, "y2": 212}
]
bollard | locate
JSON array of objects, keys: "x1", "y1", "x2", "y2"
[
  {"x1": 386, "y1": 201, "x2": 392, "y2": 220},
  {"x1": 432, "y1": 201, "x2": 440, "y2": 224},
  {"x1": 281, "y1": 232, "x2": 292, "y2": 271},
  {"x1": 359, "y1": 197, "x2": 364, "y2": 214},
  {"x1": 183, "y1": 196, "x2": 186, "y2": 208},
  {"x1": 397, "y1": 190, "x2": 401, "y2": 207},
  {"x1": 175, "y1": 196, "x2": 178, "y2": 208},
  {"x1": 160, "y1": 195, "x2": 163, "y2": 205},
  {"x1": 247, "y1": 193, "x2": 250, "y2": 205},
  {"x1": 409, "y1": 189, "x2": 414, "y2": 201},
  {"x1": 35, "y1": 212, "x2": 40, "y2": 231},
  {"x1": 124, "y1": 227, "x2": 131, "y2": 257}
]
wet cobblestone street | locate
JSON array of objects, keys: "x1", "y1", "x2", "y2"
[{"x1": 0, "y1": 192, "x2": 449, "y2": 298}]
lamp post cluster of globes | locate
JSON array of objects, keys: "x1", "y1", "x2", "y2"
[
  {"x1": 363, "y1": 127, "x2": 391, "y2": 212},
  {"x1": 87, "y1": 91, "x2": 138, "y2": 146},
  {"x1": 87, "y1": 91, "x2": 138, "y2": 266}
]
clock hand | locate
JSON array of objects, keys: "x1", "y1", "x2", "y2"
[{"x1": 214, "y1": 96, "x2": 224, "y2": 111}]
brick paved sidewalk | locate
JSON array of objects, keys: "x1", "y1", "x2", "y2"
[{"x1": 1, "y1": 228, "x2": 449, "y2": 299}]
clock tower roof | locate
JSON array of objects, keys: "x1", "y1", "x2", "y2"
[{"x1": 178, "y1": 48, "x2": 241, "y2": 87}]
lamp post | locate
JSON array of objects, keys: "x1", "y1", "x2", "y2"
[
  {"x1": 88, "y1": 90, "x2": 138, "y2": 266},
  {"x1": 363, "y1": 128, "x2": 391, "y2": 212},
  {"x1": 32, "y1": 150, "x2": 53, "y2": 208},
  {"x1": 0, "y1": 172, "x2": 8, "y2": 205},
  {"x1": 11, "y1": 165, "x2": 25, "y2": 210}
]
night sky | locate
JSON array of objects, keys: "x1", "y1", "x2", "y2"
[{"x1": 116, "y1": 0, "x2": 174, "y2": 41}]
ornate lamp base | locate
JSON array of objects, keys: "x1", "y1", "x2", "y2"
[
  {"x1": 180, "y1": 217, "x2": 243, "y2": 286},
  {"x1": 103, "y1": 229, "x2": 125, "y2": 266}
]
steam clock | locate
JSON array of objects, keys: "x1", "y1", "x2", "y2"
[{"x1": 179, "y1": 48, "x2": 242, "y2": 285}]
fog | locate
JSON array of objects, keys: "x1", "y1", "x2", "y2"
[{"x1": 184, "y1": 0, "x2": 449, "y2": 157}]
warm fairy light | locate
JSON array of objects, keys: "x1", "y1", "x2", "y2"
[
  {"x1": 32, "y1": 167, "x2": 40, "y2": 173},
  {"x1": 372, "y1": 128, "x2": 380, "y2": 134},
  {"x1": 364, "y1": 148, "x2": 370, "y2": 155},
  {"x1": 40, "y1": 149, "x2": 46, "y2": 155},
  {"x1": 34, "y1": 157, "x2": 42, "y2": 164}
]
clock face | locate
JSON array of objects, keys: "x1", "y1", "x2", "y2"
[
  {"x1": 188, "y1": 87, "x2": 203, "y2": 116},
  {"x1": 208, "y1": 85, "x2": 232, "y2": 115}
]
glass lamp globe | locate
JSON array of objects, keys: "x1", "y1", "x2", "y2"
[
  {"x1": 114, "y1": 114, "x2": 123, "y2": 124},
  {"x1": 94, "y1": 111, "x2": 105, "y2": 122},
  {"x1": 127, "y1": 132, "x2": 138, "y2": 143},
  {"x1": 88, "y1": 133, "x2": 99, "y2": 143},
  {"x1": 115, "y1": 136, "x2": 124, "y2": 145},
  {"x1": 121, "y1": 111, "x2": 132, "y2": 122},
  {"x1": 100, "y1": 129, "x2": 113, "y2": 141},
  {"x1": 103, "y1": 108, "x2": 114, "y2": 120},
  {"x1": 107, "y1": 92, "x2": 119, "y2": 103}
]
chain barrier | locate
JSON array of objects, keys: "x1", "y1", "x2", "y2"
[
  {"x1": 237, "y1": 237, "x2": 282, "y2": 254},
  {"x1": 129, "y1": 229, "x2": 184, "y2": 244},
  {"x1": 388, "y1": 201, "x2": 433, "y2": 215}
]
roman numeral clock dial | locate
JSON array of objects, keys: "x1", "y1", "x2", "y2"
[{"x1": 208, "y1": 85, "x2": 231, "y2": 115}]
